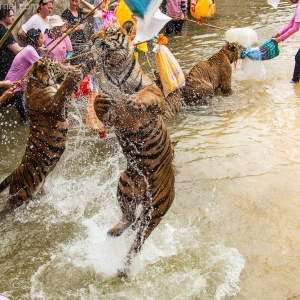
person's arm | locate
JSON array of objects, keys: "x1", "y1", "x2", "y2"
[
  {"x1": 0, "y1": 88, "x2": 14, "y2": 106},
  {"x1": 0, "y1": 80, "x2": 13, "y2": 89},
  {"x1": 17, "y1": 27, "x2": 27, "y2": 39},
  {"x1": 8, "y1": 43, "x2": 23, "y2": 55},
  {"x1": 278, "y1": 21, "x2": 300, "y2": 42},
  {"x1": 80, "y1": 0, "x2": 94, "y2": 13},
  {"x1": 276, "y1": 18, "x2": 295, "y2": 37}
]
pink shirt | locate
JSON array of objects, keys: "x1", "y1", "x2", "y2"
[
  {"x1": 166, "y1": 0, "x2": 187, "y2": 19},
  {"x1": 44, "y1": 33, "x2": 72, "y2": 64},
  {"x1": 5, "y1": 45, "x2": 39, "y2": 91},
  {"x1": 277, "y1": 0, "x2": 300, "y2": 41}
]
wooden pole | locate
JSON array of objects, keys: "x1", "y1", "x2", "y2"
[
  {"x1": 0, "y1": 0, "x2": 38, "y2": 47},
  {"x1": 63, "y1": 50, "x2": 92, "y2": 62},
  {"x1": 144, "y1": 52, "x2": 156, "y2": 80}
]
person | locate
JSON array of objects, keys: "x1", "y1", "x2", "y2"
[
  {"x1": 273, "y1": 0, "x2": 300, "y2": 82},
  {"x1": 44, "y1": 15, "x2": 73, "y2": 64},
  {"x1": 0, "y1": 7, "x2": 23, "y2": 81},
  {"x1": 61, "y1": 0, "x2": 92, "y2": 65},
  {"x1": 0, "y1": 80, "x2": 14, "y2": 106},
  {"x1": 3, "y1": 29, "x2": 43, "y2": 123},
  {"x1": 17, "y1": 0, "x2": 53, "y2": 39},
  {"x1": 165, "y1": 0, "x2": 188, "y2": 36},
  {"x1": 93, "y1": 0, "x2": 104, "y2": 32}
]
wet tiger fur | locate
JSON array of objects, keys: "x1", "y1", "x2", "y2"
[
  {"x1": 0, "y1": 57, "x2": 92, "y2": 209},
  {"x1": 91, "y1": 23, "x2": 175, "y2": 276},
  {"x1": 183, "y1": 42, "x2": 245, "y2": 105}
]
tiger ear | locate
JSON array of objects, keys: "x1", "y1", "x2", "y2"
[
  {"x1": 227, "y1": 42, "x2": 237, "y2": 51},
  {"x1": 122, "y1": 20, "x2": 135, "y2": 36},
  {"x1": 38, "y1": 60, "x2": 47, "y2": 71}
]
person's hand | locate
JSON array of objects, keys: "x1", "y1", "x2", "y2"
[
  {"x1": 38, "y1": 45, "x2": 47, "y2": 52},
  {"x1": 272, "y1": 33, "x2": 279, "y2": 38},
  {"x1": 0, "y1": 80, "x2": 13, "y2": 89},
  {"x1": 273, "y1": 37, "x2": 281, "y2": 44},
  {"x1": 77, "y1": 23, "x2": 85, "y2": 30}
]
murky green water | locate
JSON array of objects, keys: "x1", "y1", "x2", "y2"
[{"x1": 1, "y1": 0, "x2": 300, "y2": 299}]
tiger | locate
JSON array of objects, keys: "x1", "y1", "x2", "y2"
[
  {"x1": 183, "y1": 42, "x2": 245, "y2": 105},
  {"x1": 0, "y1": 57, "x2": 93, "y2": 209},
  {"x1": 91, "y1": 22, "x2": 176, "y2": 277}
]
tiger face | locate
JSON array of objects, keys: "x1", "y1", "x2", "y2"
[
  {"x1": 27, "y1": 57, "x2": 69, "y2": 87},
  {"x1": 223, "y1": 42, "x2": 245, "y2": 63},
  {"x1": 91, "y1": 24, "x2": 135, "y2": 67}
]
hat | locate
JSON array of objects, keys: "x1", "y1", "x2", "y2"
[{"x1": 46, "y1": 15, "x2": 66, "y2": 29}]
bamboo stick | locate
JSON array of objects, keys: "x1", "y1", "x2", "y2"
[
  {"x1": 0, "y1": 0, "x2": 38, "y2": 47},
  {"x1": 63, "y1": 50, "x2": 92, "y2": 62},
  {"x1": 144, "y1": 52, "x2": 156, "y2": 80}
]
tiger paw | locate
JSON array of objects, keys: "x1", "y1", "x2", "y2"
[
  {"x1": 94, "y1": 93, "x2": 112, "y2": 116},
  {"x1": 67, "y1": 68, "x2": 83, "y2": 84},
  {"x1": 107, "y1": 219, "x2": 132, "y2": 237}
]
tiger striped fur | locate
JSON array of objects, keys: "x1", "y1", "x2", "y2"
[
  {"x1": 0, "y1": 58, "x2": 90, "y2": 209},
  {"x1": 91, "y1": 23, "x2": 175, "y2": 276}
]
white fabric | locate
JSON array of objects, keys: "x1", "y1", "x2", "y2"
[
  {"x1": 21, "y1": 14, "x2": 48, "y2": 34},
  {"x1": 225, "y1": 27, "x2": 258, "y2": 47},
  {"x1": 267, "y1": 0, "x2": 280, "y2": 9},
  {"x1": 46, "y1": 15, "x2": 66, "y2": 29},
  {"x1": 133, "y1": 10, "x2": 171, "y2": 44}
]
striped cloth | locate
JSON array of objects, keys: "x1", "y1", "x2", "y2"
[{"x1": 241, "y1": 38, "x2": 280, "y2": 60}]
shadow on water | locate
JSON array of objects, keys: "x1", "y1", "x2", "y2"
[{"x1": 1, "y1": 0, "x2": 300, "y2": 299}]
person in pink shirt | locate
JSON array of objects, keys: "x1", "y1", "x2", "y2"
[
  {"x1": 273, "y1": 0, "x2": 300, "y2": 82},
  {"x1": 165, "y1": 0, "x2": 188, "y2": 36},
  {"x1": 44, "y1": 15, "x2": 73, "y2": 64},
  {"x1": 3, "y1": 28, "x2": 43, "y2": 123}
]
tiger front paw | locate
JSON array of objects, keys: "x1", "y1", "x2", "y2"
[
  {"x1": 94, "y1": 93, "x2": 111, "y2": 115},
  {"x1": 94, "y1": 92, "x2": 115, "y2": 125},
  {"x1": 67, "y1": 68, "x2": 84, "y2": 85},
  {"x1": 107, "y1": 218, "x2": 132, "y2": 237}
]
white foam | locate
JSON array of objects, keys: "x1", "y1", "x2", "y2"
[{"x1": 241, "y1": 57, "x2": 266, "y2": 80}]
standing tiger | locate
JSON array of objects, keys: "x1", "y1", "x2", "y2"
[
  {"x1": 0, "y1": 57, "x2": 92, "y2": 209},
  {"x1": 91, "y1": 22, "x2": 175, "y2": 276}
]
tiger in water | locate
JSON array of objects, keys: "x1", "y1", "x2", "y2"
[
  {"x1": 0, "y1": 57, "x2": 93, "y2": 209},
  {"x1": 91, "y1": 21, "x2": 176, "y2": 276}
]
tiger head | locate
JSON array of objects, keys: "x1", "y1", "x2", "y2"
[
  {"x1": 27, "y1": 57, "x2": 69, "y2": 88},
  {"x1": 91, "y1": 21, "x2": 135, "y2": 68},
  {"x1": 222, "y1": 42, "x2": 245, "y2": 64}
]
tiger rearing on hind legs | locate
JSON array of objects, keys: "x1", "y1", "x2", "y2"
[{"x1": 91, "y1": 21, "x2": 176, "y2": 277}]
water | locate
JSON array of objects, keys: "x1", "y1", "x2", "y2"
[{"x1": 1, "y1": 0, "x2": 300, "y2": 299}]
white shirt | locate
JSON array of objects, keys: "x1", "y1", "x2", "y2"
[{"x1": 21, "y1": 14, "x2": 48, "y2": 34}]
